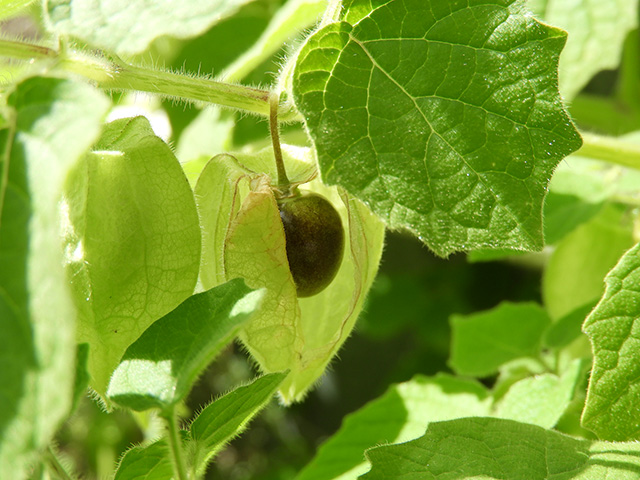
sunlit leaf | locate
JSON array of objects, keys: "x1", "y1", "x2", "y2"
[
  {"x1": 190, "y1": 371, "x2": 287, "y2": 473},
  {"x1": 63, "y1": 116, "x2": 201, "y2": 396},
  {"x1": 529, "y1": 0, "x2": 639, "y2": 100},
  {"x1": 45, "y1": 0, "x2": 253, "y2": 55},
  {"x1": 296, "y1": 374, "x2": 490, "y2": 480},
  {"x1": 293, "y1": 0, "x2": 582, "y2": 256},
  {"x1": 0, "y1": 76, "x2": 109, "y2": 478},
  {"x1": 107, "y1": 279, "x2": 262, "y2": 411}
]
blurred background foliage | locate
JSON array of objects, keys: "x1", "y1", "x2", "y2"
[{"x1": 2, "y1": 0, "x2": 639, "y2": 478}]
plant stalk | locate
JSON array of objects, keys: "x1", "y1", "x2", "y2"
[
  {"x1": 0, "y1": 39, "x2": 301, "y2": 121},
  {"x1": 577, "y1": 132, "x2": 640, "y2": 171},
  {"x1": 270, "y1": 92, "x2": 291, "y2": 193},
  {"x1": 163, "y1": 408, "x2": 189, "y2": 480},
  {"x1": 45, "y1": 446, "x2": 75, "y2": 480}
]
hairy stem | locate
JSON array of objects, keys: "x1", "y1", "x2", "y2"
[
  {"x1": 162, "y1": 408, "x2": 189, "y2": 480},
  {"x1": 577, "y1": 132, "x2": 640, "y2": 171},
  {"x1": 45, "y1": 446, "x2": 75, "y2": 480},
  {"x1": 0, "y1": 39, "x2": 301, "y2": 121},
  {"x1": 270, "y1": 92, "x2": 291, "y2": 193}
]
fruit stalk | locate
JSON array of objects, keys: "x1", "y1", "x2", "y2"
[{"x1": 269, "y1": 92, "x2": 292, "y2": 194}]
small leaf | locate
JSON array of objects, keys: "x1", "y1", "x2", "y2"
[
  {"x1": 114, "y1": 439, "x2": 173, "y2": 480},
  {"x1": 543, "y1": 203, "x2": 634, "y2": 320},
  {"x1": 0, "y1": 76, "x2": 109, "y2": 478},
  {"x1": 63, "y1": 116, "x2": 201, "y2": 397},
  {"x1": 222, "y1": 0, "x2": 327, "y2": 82},
  {"x1": 543, "y1": 302, "x2": 596, "y2": 349},
  {"x1": 362, "y1": 417, "x2": 590, "y2": 480},
  {"x1": 293, "y1": 0, "x2": 582, "y2": 256},
  {"x1": 529, "y1": 0, "x2": 639, "y2": 100},
  {"x1": 582, "y1": 242, "x2": 640, "y2": 441},
  {"x1": 107, "y1": 279, "x2": 263, "y2": 411},
  {"x1": 190, "y1": 371, "x2": 288, "y2": 474},
  {"x1": 296, "y1": 374, "x2": 490, "y2": 480},
  {"x1": 493, "y1": 359, "x2": 586, "y2": 429},
  {"x1": 449, "y1": 302, "x2": 551, "y2": 377},
  {"x1": 44, "y1": 0, "x2": 253, "y2": 55},
  {"x1": 543, "y1": 192, "x2": 604, "y2": 246}
]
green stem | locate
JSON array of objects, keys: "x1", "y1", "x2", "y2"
[
  {"x1": 270, "y1": 92, "x2": 291, "y2": 193},
  {"x1": 0, "y1": 39, "x2": 57, "y2": 61},
  {"x1": 0, "y1": 39, "x2": 301, "y2": 121},
  {"x1": 162, "y1": 408, "x2": 189, "y2": 480},
  {"x1": 616, "y1": 30, "x2": 640, "y2": 109},
  {"x1": 0, "y1": 111, "x2": 16, "y2": 230},
  {"x1": 45, "y1": 446, "x2": 75, "y2": 480},
  {"x1": 577, "y1": 132, "x2": 640, "y2": 171}
]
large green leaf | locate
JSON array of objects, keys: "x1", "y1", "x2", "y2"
[
  {"x1": 197, "y1": 146, "x2": 385, "y2": 402},
  {"x1": 107, "y1": 279, "x2": 262, "y2": 411},
  {"x1": 44, "y1": 0, "x2": 253, "y2": 55},
  {"x1": 362, "y1": 417, "x2": 640, "y2": 480},
  {"x1": 296, "y1": 374, "x2": 490, "y2": 480},
  {"x1": 62, "y1": 116, "x2": 201, "y2": 396},
  {"x1": 0, "y1": 77, "x2": 109, "y2": 478},
  {"x1": 529, "y1": 0, "x2": 639, "y2": 100},
  {"x1": 293, "y1": 0, "x2": 582, "y2": 257},
  {"x1": 582, "y1": 242, "x2": 640, "y2": 441},
  {"x1": 189, "y1": 371, "x2": 288, "y2": 474},
  {"x1": 449, "y1": 302, "x2": 551, "y2": 377}
]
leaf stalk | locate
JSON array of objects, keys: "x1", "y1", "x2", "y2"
[
  {"x1": 269, "y1": 92, "x2": 291, "y2": 194},
  {"x1": 577, "y1": 132, "x2": 640, "y2": 171},
  {"x1": 162, "y1": 407, "x2": 189, "y2": 480},
  {"x1": 0, "y1": 39, "x2": 302, "y2": 121}
]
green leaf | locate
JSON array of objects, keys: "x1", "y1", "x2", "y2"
[
  {"x1": 0, "y1": 0, "x2": 35, "y2": 21},
  {"x1": 362, "y1": 417, "x2": 640, "y2": 480},
  {"x1": 113, "y1": 439, "x2": 173, "y2": 480},
  {"x1": 543, "y1": 192, "x2": 604, "y2": 246},
  {"x1": 44, "y1": 0, "x2": 253, "y2": 56},
  {"x1": 296, "y1": 374, "x2": 490, "y2": 480},
  {"x1": 222, "y1": 0, "x2": 327, "y2": 82},
  {"x1": 0, "y1": 77, "x2": 109, "y2": 478},
  {"x1": 529, "y1": 0, "x2": 639, "y2": 100},
  {"x1": 543, "y1": 302, "x2": 596, "y2": 349},
  {"x1": 582, "y1": 242, "x2": 640, "y2": 441},
  {"x1": 197, "y1": 146, "x2": 385, "y2": 402},
  {"x1": 107, "y1": 279, "x2": 263, "y2": 411},
  {"x1": 189, "y1": 371, "x2": 288, "y2": 474},
  {"x1": 543, "y1": 203, "x2": 634, "y2": 320},
  {"x1": 293, "y1": 0, "x2": 582, "y2": 257},
  {"x1": 449, "y1": 302, "x2": 551, "y2": 377},
  {"x1": 63, "y1": 116, "x2": 201, "y2": 396},
  {"x1": 493, "y1": 359, "x2": 586, "y2": 429}
]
